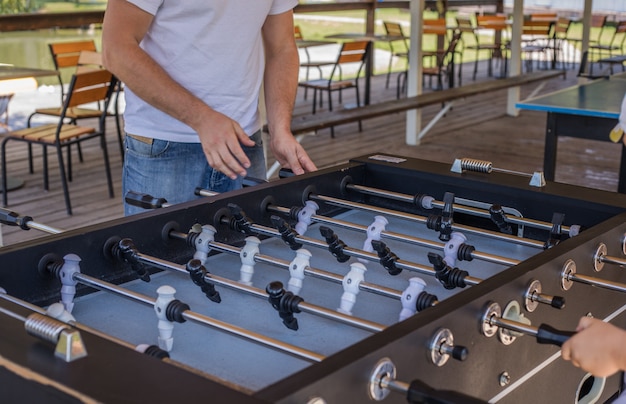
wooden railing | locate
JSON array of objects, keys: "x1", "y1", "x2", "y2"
[{"x1": 0, "y1": 0, "x2": 502, "y2": 32}]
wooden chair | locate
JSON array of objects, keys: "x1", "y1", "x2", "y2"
[
  {"x1": 520, "y1": 20, "x2": 553, "y2": 72},
  {"x1": 552, "y1": 17, "x2": 572, "y2": 68},
  {"x1": 295, "y1": 25, "x2": 317, "y2": 100},
  {"x1": 475, "y1": 15, "x2": 509, "y2": 77},
  {"x1": 590, "y1": 20, "x2": 626, "y2": 61},
  {"x1": 383, "y1": 21, "x2": 409, "y2": 89},
  {"x1": 297, "y1": 40, "x2": 369, "y2": 137},
  {"x1": 0, "y1": 93, "x2": 14, "y2": 131},
  {"x1": 565, "y1": 15, "x2": 607, "y2": 68},
  {"x1": 457, "y1": 16, "x2": 503, "y2": 80},
  {"x1": 397, "y1": 31, "x2": 462, "y2": 96},
  {"x1": 47, "y1": 40, "x2": 97, "y2": 100},
  {"x1": 29, "y1": 42, "x2": 124, "y2": 160},
  {"x1": 1, "y1": 69, "x2": 118, "y2": 215}
]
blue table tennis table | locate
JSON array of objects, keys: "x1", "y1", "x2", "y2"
[{"x1": 516, "y1": 74, "x2": 626, "y2": 193}]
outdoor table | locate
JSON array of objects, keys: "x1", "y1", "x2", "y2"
[{"x1": 516, "y1": 76, "x2": 626, "y2": 193}]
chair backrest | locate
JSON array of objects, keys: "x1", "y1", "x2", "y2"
[
  {"x1": 555, "y1": 17, "x2": 571, "y2": 37},
  {"x1": 383, "y1": 21, "x2": 409, "y2": 53},
  {"x1": 608, "y1": 20, "x2": 626, "y2": 49},
  {"x1": 48, "y1": 40, "x2": 98, "y2": 99},
  {"x1": 423, "y1": 18, "x2": 447, "y2": 36},
  {"x1": 530, "y1": 13, "x2": 558, "y2": 22},
  {"x1": 455, "y1": 16, "x2": 475, "y2": 33},
  {"x1": 591, "y1": 15, "x2": 609, "y2": 41},
  {"x1": 62, "y1": 69, "x2": 117, "y2": 123},
  {"x1": 329, "y1": 40, "x2": 369, "y2": 80},
  {"x1": 294, "y1": 25, "x2": 304, "y2": 40},
  {"x1": 476, "y1": 15, "x2": 508, "y2": 30},
  {"x1": 48, "y1": 40, "x2": 98, "y2": 71},
  {"x1": 522, "y1": 20, "x2": 552, "y2": 38},
  {"x1": 383, "y1": 21, "x2": 404, "y2": 37}
]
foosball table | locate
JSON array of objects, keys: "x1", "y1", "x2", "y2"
[{"x1": 1, "y1": 154, "x2": 626, "y2": 403}]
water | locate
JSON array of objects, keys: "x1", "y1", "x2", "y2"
[{"x1": 0, "y1": 28, "x2": 102, "y2": 86}]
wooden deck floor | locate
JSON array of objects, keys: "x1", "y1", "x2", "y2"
[{"x1": 1, "y1": 61, "x2": 621, "y2": 246}]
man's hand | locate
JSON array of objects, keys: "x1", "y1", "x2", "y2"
[
  {"x1": 561, "y1": 317, "x2": 626, "y2": 377},
  {"x1": 197, "y1": 109, "x2": 256, "y2": 179},
  {"x1": 269, "y1": 131, "x2": 317, "y2": 175}
]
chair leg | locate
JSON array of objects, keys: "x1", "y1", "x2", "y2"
[
  {"x1": 473, "y1": 50, "x2": 479, "y2": 80},
  {"x1": 328, "y1": 90, "x2": 335, "y2": 138},
  {"x1": 43, "y1": 145, "x2": 49, "y2": 191},
  {"x1": 56, "y1": 145, "x2": 72, "y2": 215},
  {"x1": 385, "y1": 57, "x2": 394, "y2": 89},
  {"x1": 355, "y1": 87, "x2": 362, "y2": 132},
  {"x1": 100, "y1": 134, "x2": 114, "y2": 199},
  {"x1": 1, "y1": 138, "x2": 9, "y2": 207},
  {"x1": 28, "y1": 144, "x2": 34, "y2": 173},
  {"x1": 67, "y1": 143, "x2": 73, "y2": 182},
  {"x1": 114, "y1": 95, "x2": 125, "y2": 160},
  {"x1": 312, "y1": 89, "x2": 318, "y2": 114},
  {"x1": 27, "y1": 113, "x2": 36, "y2": 173}
]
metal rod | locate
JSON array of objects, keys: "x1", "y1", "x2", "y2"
[
  {"x1": 135, "y1": 251, "x2": 386, "y2": 333},
  {"x1": 380, "y1": 374, "x2": 411, "y2": 394},
  {"x1": 344, "y1": 183, "x2": 573, "y2": 236},
  {"x1": 214, "y1": 217, "x2": 482, "y2": 285},
  {"x1": 309, "y1": 193, "x2": 546, "y2": 249},
  {"x1": 569, "y1": 273, "x2": 626, "y2": 293},
  {"x1": 172, "y1": 230, "x2": 403, "y2": 301},
  {"x1": 601, "y1": 255, "x2": 626, "y2": 267},
  {"x1": 491, "y1": 316, "x2": 539, "y2": 338},
  {"x1": 267, "y1": 203, "x2": 520, "y2": 267},
  {"x1": 0, "y1": 290, "x2": 244, "y2": 383},
  {"x1": 74, "y1": 272, "x2": 325, "y2": 362}
]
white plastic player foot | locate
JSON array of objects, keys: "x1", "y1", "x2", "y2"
[
  {"x1": 287, "y1": 249, "x2": 311, "y2": 294},
  {"x1": 399, "y1": 277, "x2": 427, "y2": 321},
  {"x1": 239, "y1": 236, "x2": 260, "y2": 286},
  {"x1": 337, "y1": 262, "x2": 367, "y2": 315},
  {"x1": 155, "y1": 285, "x2": 176, "y2": 352}
]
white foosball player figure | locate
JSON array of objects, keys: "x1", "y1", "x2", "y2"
[
  {"x1": 192, "y1": 224, "x2": 217, "y2": 265},
  {"x1": 399, "y1": 277, "x2": 427, "y2": 321},
  {"x1": 443, "y1": 232, "x2": 467, "y2": 268},
  {"x1": 287, "y1": 249, "x2": 312, "y2": 295},
  {"x1": 59, "y1": 253, "x2": 81, "y2": 313},
  {"x1": 359, "y1": 216, "x2": 388, "y2": 264},
  {"x1": 239, "y1": 236, "x2": 260, "y2": 286},
  {"x1": 337, "y1": 262, "x2": 367, "y2": 315},
  {"x1": 295, "y1": 201, "x2": 319, "y2": 235},
  {"x1": 155, "y1": 285, "x2": 177, "y2": 352}
]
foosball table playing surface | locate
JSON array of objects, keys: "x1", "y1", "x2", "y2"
[{"x1": 1, "y1": 154, "x2": 626, "y2": 403}]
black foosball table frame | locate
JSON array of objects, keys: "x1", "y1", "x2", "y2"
[{"x1": 1, "y1": 154, "x2": 626, "y2": 404}]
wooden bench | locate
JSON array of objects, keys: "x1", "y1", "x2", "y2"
[
  {"x1": 289, "y1": 70, "x2": 565, "y2": 136},
  {"x1": 265, "y1": 70, "x2": 565, "y2": 179}
]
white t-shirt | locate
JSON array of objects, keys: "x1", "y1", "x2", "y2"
[{"x1": 123, "y1": 0, "x2": 298, "y2": 142}]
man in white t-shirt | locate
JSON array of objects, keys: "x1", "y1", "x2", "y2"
[{"x1": 102, "y1": 0, "x2": 316, "y2": 214}]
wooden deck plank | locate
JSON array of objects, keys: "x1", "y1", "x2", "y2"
[{"x1": 1, "y1": 62, "x2": 619, "y2": 247}]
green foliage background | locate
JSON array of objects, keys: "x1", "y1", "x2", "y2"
[{"x1": 0, "y1": 0, "x2": 43, "y2": 14}]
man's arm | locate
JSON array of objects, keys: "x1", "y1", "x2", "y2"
[
  {"x1": 101, "y1": 0, "x2": 253, "y2": 179},
  {"x1": 262, "y1": 10, "x2": 316, "y2": 175}
]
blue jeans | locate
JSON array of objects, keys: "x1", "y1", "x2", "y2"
[{"x1": 123, "y1": 130, "x2": 265, "y2": 215}]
